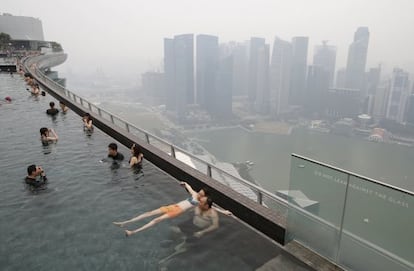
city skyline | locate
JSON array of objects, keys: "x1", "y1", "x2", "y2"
[{"x1": 2, "y1": 0, "x2": 414, "y2": 79}]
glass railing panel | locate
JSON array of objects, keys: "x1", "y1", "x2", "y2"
[
  {"x1": 112, "y1": 115, "x2": 127, "y2": 130},
  {"x1": 148, "y1": 136, "x2": 171, "y2": 155},
  {"x1": 211, "y1": 167, "x2": 260, "y2": 202},
  {"x1": 338, "y1": 175, "x2": 414, "y2": 271},
  {"x1": 286, "y1": 156, "x2": 348, "y2": 261},
  {"x1": 174, "y1": 151, "x2": 208, "y2": 174},
  {"x1": 128, "y1": 126, "x2": 147, "y2": 142},
  {"x1": 261, "y1": 192, "x2": 288, "y2": 215}
]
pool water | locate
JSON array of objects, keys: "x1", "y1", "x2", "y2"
[{"x1": 0, "y1": 74, "x2": 311, "y2": 270}]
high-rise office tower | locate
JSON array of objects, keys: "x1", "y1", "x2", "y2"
[
  {"x1": 313, "y1": 41, "x2": 336, "y2": 87},
  {"x1": 254, "y1": 44, "x2": 270, "y2": 113},
  {"x1": 405, "y1": 95, "x2": 414, "y2": 125},
  {"x1": 196, "y1": 34, "x2": 219, "y2": 112},
  {"x1": 231, "y1": 41, "x2": 249, "y2": 97},
  {"x1": 289, "y1": 36, "x2": 309, "y2": 106},
  {"x1": 385, "y1": 68, "x2": 410, "y2": 123},
  {"x1": 164, "y1": 34, "x2": 194, "y2": 120},
  {"x1": 248, "y1": 37, "x2": 266, "y2": 106},
  {"x1": 364, "y1": 65, "x2": 381, "y2": 114},
  {"x1": 214, "y1": 51, "x2": 233, "y2": 119},
  {"x1": 164, "y1": 38, "x2": 175, "y2": 111},
  {"x1": 336, "y1": 68, "x2": 347, "y2": 88},
  {"x1": 345, "y1": 27, "x2": 370, "y2": 92},
  {"x1": 306, "y1": 65, "x2": 330, "y2": 116},
  {"x1": 269, "y1": 37, "x2": 292, "y2": 117}
]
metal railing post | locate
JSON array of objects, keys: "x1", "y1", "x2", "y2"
[
  {"x1": 207, "y1": 165, "x2": 212, "y2": 177},
  {"x1": 170, "y1": 145, "x2": 176, "y2": 158},
  {"x1": 335, "y1": 173, "x2": 351, "y2": 262},
  {"x1": 98, "y1": 108, "x2": 102, "y2": 117},
  {"x1": 110, "y1": 115, "x2": 114, "y2": 124},
  {"x1": 145, "y1": 134, "x2": 150, "y2": 144},
  {"x1": 88, "y1": 103, "x2": 92, "y2": 110},
  {"x1": 257, "y1": 192, "x2": 263, "y2": 205},
  {"x1": 125, "y1": 123, "x2": 130, "y2": 132}
]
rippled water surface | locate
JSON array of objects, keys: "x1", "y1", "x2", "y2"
[{"x1": 0, "y1": 74, "x2": 311, "y2": 271}]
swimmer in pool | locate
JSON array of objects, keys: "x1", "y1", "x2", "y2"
[
  {"x1": 113, "y1": 182, "x2": 217, "y2": 236},
  {"x1": 25, "y1": 164, "x2": 47, "y2": 188},
  {"x1": 40, "y1": 127, "x2": 58, "y2": 144},
  {"x1": 82, "y1": 113, "x2": 93, "y2": 132}
]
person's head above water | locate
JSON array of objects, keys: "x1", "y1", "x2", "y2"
[
  {"x1": 49, "y1": 101, "x2": 55, "y2": 108},
  {"x1": 27, "y1": 164, "x2": 43, "y2": 177},
  {"x1": 199, "y1": 196, "x2": 213, "y2": 211},
  {"x1": 131, "y1": 143, "x2": 142, "y2": 157},
  {"x1": 83, "y1": 113, "x2": 92, "y2": 121},
  {"x1": 4, "y1": 96, "x2": 11, "y2": 102},
  {"x1": 108, "y1": 143, "x2": 118, "y2": 156},
  {"x1": 198, "y1": 187, "x2": 210, "y2": 198},
  {"x1": 39, "y1": 127, "x2": 49, "y2": 137}
]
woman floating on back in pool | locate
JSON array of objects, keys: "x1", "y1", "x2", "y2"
[{"x1": 113, "y1": 182, "x2": 231, "y2": 237}]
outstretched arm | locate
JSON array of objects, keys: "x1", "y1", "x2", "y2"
[
  {"x1": 213, "y1": 206, "x2": 232, "y2": 216},
  {"x1": 180, "y1": 181, "x2": 198, "y2": 198}
]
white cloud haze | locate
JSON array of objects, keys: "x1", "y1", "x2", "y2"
[{"x1": 3, "y1": 0, "x2": 414, "y2": 81}]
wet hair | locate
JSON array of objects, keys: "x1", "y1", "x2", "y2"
[
  {"x1": 59, "y1": 101, "x2": 65, "y2": 106},
  {"x1": 132, "y1": 144, "x2": 142, "y2": 158},
  {"x1": 27, "y1": 164, "x2": 37, "y2": 176},
  {"x1": 200, "y1": 187, "x2": 210, "y2": 196},
  {"x1": 83, "y1": 113, "x2": 92, "y2": 121},
  {"x1": 49, "y1": 101, "x2": 55, "y2": 108},
  {"x1": 108, "y1": 143, "x2": 118, "y2": 151},
  {"x1": 40, "y1": 127, "x2": 48, "y2": 136},
  {"x1": 205, "y1": 196, "x2": 213, "y2": 208},
  {"x1": 41, "y1": 91, "x2": 46, "y2": 96}
]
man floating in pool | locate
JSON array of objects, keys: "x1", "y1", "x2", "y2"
[{"x1": 113, "y1": 182, "x2": 231, "y2": 237}]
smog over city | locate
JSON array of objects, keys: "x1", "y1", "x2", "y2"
[
  {"x1": 1, "y1": 2, "x2": 414, "y2": 270},
  {"x1": 2, "y1": 0, "x2": 414, "y2": 191}
]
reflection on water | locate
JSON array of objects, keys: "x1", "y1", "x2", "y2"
[{"x1": 0, "y1": 74, "x2": 311, "y2": 270}]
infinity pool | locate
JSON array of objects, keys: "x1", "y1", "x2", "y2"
[{"x1": 0, "y1": 74, "x2": 311, "y2": 270}]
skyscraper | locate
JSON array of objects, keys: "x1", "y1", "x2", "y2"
[
  {"x1": 306, "y1": 65, "x2": 330, "y2": 116},
  {"x1": 248, "y1": 37, "x2": 266, "y2": 106},
  {"x1": 196, "y1": 34, "x2": 219, "y2": 112},
  {"x1": 345, "y1": 27, "x2": 370, "y2": 92},
  {"x1": 214, "y1": 51, "x2": 233, "y2": 119},
  {"x1": 254, "y1": 44, "x2": 270, "y2": 113},
  {"x1": 269, "y1": 37, "x2": 292, "y2": 117},
  {"x1": 313, "y1": 41, "x2": 336, "y2": 87},
  {"x1": 289, "y1": 37, "x2": 309, "y2": 106},
  {"x1": 231, "y1": 41, "x2": 249, "y2": 97},
  {"x1": 385, "y1": 68, "x2": 410, "y2": 123},
  {"x1": 164, "y1": 34, "x2": 194, "y2": 121},
  {"x1": 336, "y1": 68, "x2": 346, "y2": 88},
  {"x1": 164, "y1": 38, "x2": 175, "y2": 111}
]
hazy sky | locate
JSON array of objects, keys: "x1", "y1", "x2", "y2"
[{"x1": 3, "y1": 0, "x2": 414, "y2": 80}]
